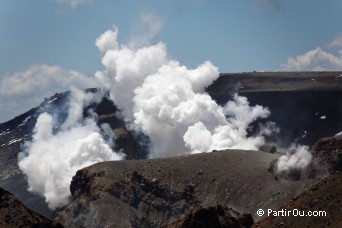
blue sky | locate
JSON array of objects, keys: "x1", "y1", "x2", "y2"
[
  {"x1": 1, "y1": 0, "x2": 342, "y2": 74},
  {"x1": 0, "y1": 0, "x2": 342, "y2": 122}
]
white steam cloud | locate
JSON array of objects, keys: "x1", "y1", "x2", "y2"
[
  {"x1": 95, "y1": 27, "x2": 273, "y2": 157},
  {"x1": 276, "y1": 144, "x2": 312, "y2": 173},
  {"x1": 95, "y1": 28, "x2": 119, "y2": 55},
  {"x1": 18, "y1": 89, "x2": 122, "y2": 209},
  {"x1": 18, "y1": 23, "x2": 278, "y2": 209}
]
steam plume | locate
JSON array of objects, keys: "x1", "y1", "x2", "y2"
[
  {"x1": 276, "y1": 144, "x2": 312, "y2": 175},
  {"x1": 18, "y1": 24, "x2": 279, "y2": 209},
  {"x1": 95, "y1": 27, "x2": 273, "y2": 157},
  {"x1": 18, "y1": 89, "x2": 122, "y2": 209}
]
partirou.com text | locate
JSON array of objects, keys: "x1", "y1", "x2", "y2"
[{"x1": 256, "y1": 208, "x2": 327, "y2": 217}]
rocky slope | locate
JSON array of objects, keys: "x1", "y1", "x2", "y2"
[
  {"x1": 164, "y1": 205, "x2": 254, "y2": 228},
  {"x1": 311, "y1": 135, "x2": 342, "y2": 175},
  {"x1": 254, "y1": 172, "x2": 342, "y2": 228},
  {"x1": 54, "y1": 150, "x2": 316, "y2": 227},
  {"x1": 0, "y1": 187, "x2": 62, "y2": 228}
]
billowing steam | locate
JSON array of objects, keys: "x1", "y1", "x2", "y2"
[
  {"x1": 18, "y1": 89, "x2": 123, "y2": 209},
  {"x1": 275, "y1": 144, "x2": 312, "y2": 176},
  {"x1": 95, "y1": 27, "x2": 273, "y2": 157},
  {"x1": 18, "y1": 24, "x2": 283, "y2": 209}
]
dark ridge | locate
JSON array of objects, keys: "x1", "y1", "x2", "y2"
[{"x1": 0, "y1": 187, "x2": 63, "y2": 228}]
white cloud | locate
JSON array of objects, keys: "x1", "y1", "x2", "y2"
[
  {"x1": 328, "y1": 34, "x2": 342, "y2": 49},
  {"x1": 281, "y1": 35, "x2": 342, "y2": 71},
  {"x1": 0, "y1": 64, "x2": 98, "y2": 122}
]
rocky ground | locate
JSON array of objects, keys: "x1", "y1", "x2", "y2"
[
  {"x1": 311, "y1": 135, "x2": 342, "y2": 175},
  {"x1": 254, "y1": 172, "x2": 342, "y2": 228},
  {"x1": 164, "y1": 205, "x2": 254, "y2": 228},
  {"x1": 54, "y1": 150, "x2": 316, "y2": 227},
  {"x1": 0, "y1": 187, "x2": 62, "y2": 228}
]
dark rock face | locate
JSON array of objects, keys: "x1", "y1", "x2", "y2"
[
  {"x1": 241, "y1": 91, "x2": 342, "y2": 148},
  {"x1": 0, "y1": 187, "x2": 63, "y2": 228},
  {"x1": 311, "y1": 135, "x2": 342, "y2": 174},
  {"x1": 207, "y1": 72, "x2": 342, "y2": 148},
  {"x1": 259, "y1": 144, "x2": 277, "y2": 154},
  {"x1": 164, "y1": 205, "x2": 254, "y2": 228},
  {"x1": 54, "y1": 150, "x2": 315, "y2": 227}
]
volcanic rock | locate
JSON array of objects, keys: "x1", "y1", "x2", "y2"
[
  {"x1": 0, "y1": 187, "x2": 62, "y2": 228},
  {"x1": 54, "y1": 150, "x2": 315, "y2": 227},
  {"x1": 164, "y1": 205, "x2": 254, "y2": 228},
  {"x1": 259, "y1": 144, "x2": 277, "y2": 154},
  {"x1": 254, "y1": 172, "x2": 342, "y2": 228},
  {"x1": 311, "y1": 135, "x2": 342, "y2": 174}
]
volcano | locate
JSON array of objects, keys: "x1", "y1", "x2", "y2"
[{"x1": 0, "y1": 71, "x2": 342, "y2": 227}]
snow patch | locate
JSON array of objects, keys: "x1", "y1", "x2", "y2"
[
  {"x1": 18, "y1": 116, "x2": 32, "y2": 128},
  {"x1": 302, "y1": 130, "x2": 307, "y2": 138},
  {"x1": 47, "y1": 97, "x2": 59, "y2": 104},
  {"x1": 7, "y1": 138, "x2": 23, "y2": 145},
  {"x1": 1, "y1": 129, "x2": 12, "y2": 135}
]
